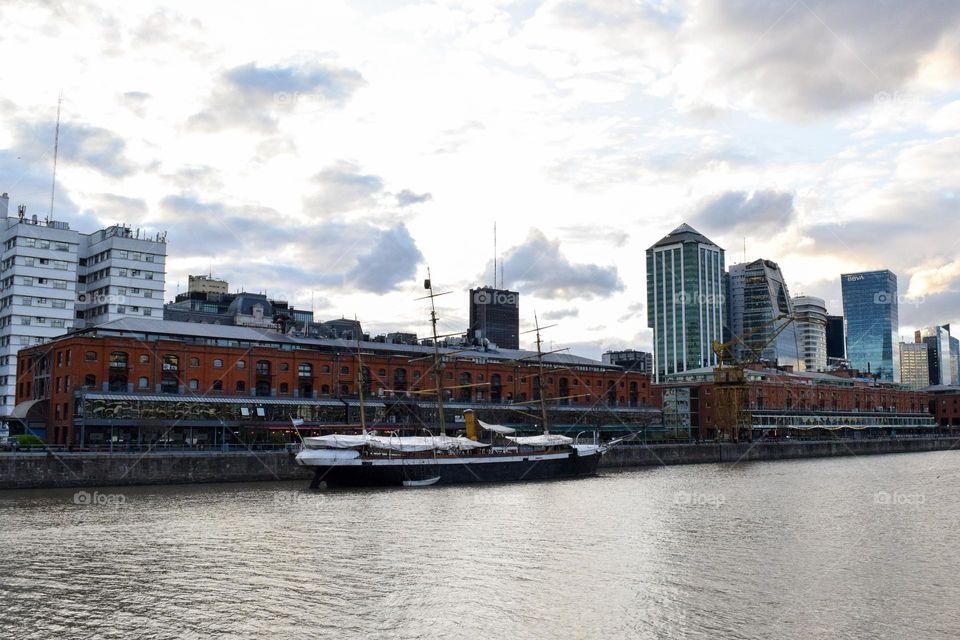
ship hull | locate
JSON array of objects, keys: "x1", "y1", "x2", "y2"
[{"x1": 304, "y1": 450, "x2": 601, "y2": 488}]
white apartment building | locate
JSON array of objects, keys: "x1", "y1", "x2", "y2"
[
  {"x1": 792, "y1": 295, "x2": 828, "y2": 373},
  {"x1": 0, "y1": 192, "x2": 166, "y2": 414}
]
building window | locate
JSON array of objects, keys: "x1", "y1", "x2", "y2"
[
  {"x1": 161, "y1": 376, "x2": 178, "y2": 394},
  {"x1": 340, "y1": 366, "x2": 349, "y2": 375},
  {"x1": 139, "y1": 354, "x2": 150, "y2": 364},
  {"x1": 321, "y1": 365, "x2": 330, "y2": 374},
  {"x1": 279, "y1": 382, "x2": 289, "y2": 394},
  {"x1": 84, "y1": 374, "x2": 96, "y2": 388},
  {"x1": 163, "y1": 354, "x2": 179, "y2": 371},
  {"x1": 256, "y1": 360, "x2": 270, "y2": 376},
  {"x1": 138, "y1": 376, "x2": 149, "y2": 389},
  {"x1": 189, "y1": 379, "x2": 199, "y2": 390},
  {"x1": 236, "y1": 359, "x2": 246, "y2": 369},
  {"x1": 212, "y1": 380, "x2": 223, "y2": 391},
  {"x1": 190, "y1": 357, "x2": 200, "y2": 367},
  {"x1": 109, "y1": 351, "x2": 128, "y2": 368},
  {"x1": 299, "y1": 363, "x2": 313, "y2": 378},
  {"x1": 213, "y1": 359, "x2": 223, "y2": 369},
  {"x1": 279, "y1": 362, "x2": 289, "y2": 372},
  {"x1": 236, "y1": 381, "x2": 246, "y2": 392}
]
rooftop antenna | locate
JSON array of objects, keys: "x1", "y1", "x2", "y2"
[
  {"x1": 493, "y1": 221, "x2": 497, "y2": 288},
  {"x1": 49, "y1": 90, "x2": 62, "y2": 218}
]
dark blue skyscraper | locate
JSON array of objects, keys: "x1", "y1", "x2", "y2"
[{"x1": 840, "y1": 270, "x2": 899, "y2": 381}]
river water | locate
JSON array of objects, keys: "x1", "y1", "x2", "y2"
[{"x1": 1, "y1": 451, "x2": 958, "y2": 639}]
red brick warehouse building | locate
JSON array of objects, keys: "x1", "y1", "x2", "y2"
[{"x1": 15, "y1": 318, "x2": 659, "y2": 446}]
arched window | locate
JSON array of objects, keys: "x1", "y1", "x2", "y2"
[
  {"x1": 212, "y1": 380, "x2": 223, "y2": 391},
  {"x1": 394, "y1": 368, "x2": 408, "y2": 392},
  {"x1": 85, "y1": 351, "x2": 97, "y2": 362},
  {"x1": 163, "y1": 354, "x2": 179, "y2": 371},
  {"x1": 236, "y1": 359, "x2": 245, "y2": 369},
  {"x1": 109, "y1": 351, "x2": 128, "y2": 368},
  {"x1": 139, "y1": 354, "x2": 150, "y2": 364},
  {"x1": 340, "y1": 365, "x2": 349, "y2": 375},
  {"x1": 559, "y1": 377, "x2": 570, "y2": 405},
  {"x1": 279, "y1": 362, "x2": 289, "y2": 372},
  {"x1": 490, "y1": 374, "x2": 502, "y2": 402},
  {"x1": 138, "y1": 376, "x2": 149, "y2": 389},
  {"x1": 279, "y1": 382, "x2": 289, "y2": 394},
  {"x1": 190, "y1": 357, "x2": 200, "y2": 367},
  {"x1": 189, "y1": 379, "x2": 199, "y2": 390},
  {"x1": 236, "y1": 380, "x2": 246, "y2": 392},
  {"x1": 84, "y1": 374, "x2": 96, "y2": 388},
  {"x1": 299, "y1": 363, "x2": 313, "y2": 378},
  {"x1": 321, "y1": 365, "x2": 330, "y2": 374},
  {"x1": 256, "y1": 360, "x2": 271, "y2": 376},
  {"x1": 459, "y1": 372, "x2": 472, "y2": 401},
  {"x1": 213, "y1": 359, "x2": 223, "y2": 369}
]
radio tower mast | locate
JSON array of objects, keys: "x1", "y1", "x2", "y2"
[{"x1": 49, "y1": 91, "x2": 63, "y2": 218}]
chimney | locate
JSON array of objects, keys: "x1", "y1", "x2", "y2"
[{"x1": 0, "y1": 193, "x2": 8, "y2": 218}]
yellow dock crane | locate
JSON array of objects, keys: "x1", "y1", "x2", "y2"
[{"x1": 711, "y1": 313, "x2": 797, "y2": 443}]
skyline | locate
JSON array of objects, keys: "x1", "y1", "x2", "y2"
[{"x1": 3, "y1": 1, "x2": 960, "y2": 358}]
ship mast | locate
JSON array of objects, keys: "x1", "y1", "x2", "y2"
[
  {"x1": 534, "y1": 313, "x2": 550, "y2": 435},
  {"x1": 354, "y1": 316, "x2": 367, "y2": 436},
  {"x1": 425, "y1": 269, "x2": 447, "y2": 436}
]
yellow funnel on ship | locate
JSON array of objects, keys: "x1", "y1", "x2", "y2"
[{"x1": 463, "y1": 410, "x2": 479, "y2": 441}]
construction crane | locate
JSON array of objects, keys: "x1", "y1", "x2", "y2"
[{"x1": 711, "y1": 313, "x2": 797, "y2": 443}]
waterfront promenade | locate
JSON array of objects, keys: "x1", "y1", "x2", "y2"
[{"x1": 1, "y1": 435, "x2": 957, "y2": 490}]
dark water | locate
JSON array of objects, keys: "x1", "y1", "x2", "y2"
[{"x1": 1, "y1": 451, "x2": 958, "y2": 639}]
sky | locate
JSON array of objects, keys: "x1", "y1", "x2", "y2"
[{"x1": 2, "y1": 0, "x2": 960, "y2": 359}]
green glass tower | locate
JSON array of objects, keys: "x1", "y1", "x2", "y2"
[{"x1": 646, "y1": 223, "x2": 725, "y2": 382}]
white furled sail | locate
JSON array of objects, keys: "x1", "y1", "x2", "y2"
[
  {"x1": 506, "y1": 434, "x2": 573, "y2": 447},
  {"x1": 304, "y1": 434, "x2": 489, "y2": 452},
  {"x1": 477, "y1": 420, "x2": 516, "y2": 435}
]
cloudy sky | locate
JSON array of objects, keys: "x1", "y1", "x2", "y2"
[{"x1": 2, "y1": 0, "x2": 960, "y2": 357}]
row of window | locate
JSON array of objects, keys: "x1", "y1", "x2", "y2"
[
  {"x1": 0, "y1": 275, "x2": 70, "y2": 291},
  {"x1": 84, "y1": 266, "x2": 158, "y2": 285},
  {"x1": 3, "y1": 237, "x2": 72, "y2": 252},
  {"x1": 84, "y1": 248, "x2": 158, "y2": 266}
]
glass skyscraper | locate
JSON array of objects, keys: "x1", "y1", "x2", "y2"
[
  {"x1": 840, "y1": 270, "x2": 899, "y2": 381},
  {"x1": 727, "y1": 259, "x2": 802, "y2": 370},
  {"x1": 646, "y1": 223, "x2": 725, "y2": 382}
]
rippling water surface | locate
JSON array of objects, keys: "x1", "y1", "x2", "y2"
[{"x1": 2, "y1": 451, "x2": 959, "y2": 639}]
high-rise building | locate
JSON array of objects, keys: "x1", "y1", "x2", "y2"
[
  {"x1": 0, "y1": 195, "x2": 166, "y2": 414},
  {"x1": 951, "y1": 335, "x2": 959, "y2": 385},
  {"x1": 646, "y1": 223, "x2": 725, "y2": 382},
  {"x1": 840, "y1": 270, "x2": 899, "y2": 381},
  {"x1": 900, "y1": 342, "x2": 930, "y2": 389},
  {"x1": 468, "y1": 287, "x2": 519, "y2": 349},
  {"x1": 793, "y1": 296, "x2": 828, "y2": 372},
  {"x1": 915, "y1": 325, "x2": 953, "y2": 386},
  {"x1": 826, "y1": 315, "x2": 845, "y2": 360},
  {"x1": 727, "y1": 259, "x2": 802, "y2": 370}
]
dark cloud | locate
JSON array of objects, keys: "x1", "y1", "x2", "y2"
[
  {"x1": 396, "y1": 189, "x2": 433, "y2": 207},
  {"x1": 160, "y1": 194, "x2": 422, "y2": 294},
  {"x1": 692, "y1": 0, "x2": 960, "y2": 117},
  {"x1": 345, "y1": 224, "x2": 424, "y2": 293},
  {"x1": 305, "y1": 161, "x2": 385, "y2": 215},
  {"x1": 542, "y1": 308, "x2": 579, "y2": 320},
  {"x1": 496, "y1": 229, "x2": 623, "y2": 299},
  {"x1": 188, "y1": 62, "x2": 365, "y2": 133},
  {"x1": 0, "y1": 149, "x2": 70, "y2": 216},
  {"x1": 88, "y1": 193, "x2": 148, "y2": 221},
  {"x1": 13, "y1": 120, "x2": 136, "y2": 178},
  {"x1": 692, "y1": 189, "x2": 795, "y2": 235}
]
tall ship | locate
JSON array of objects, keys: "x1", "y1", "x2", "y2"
[{"x1": 295, "y1": 273, "x2": 607, "y2": 488}]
